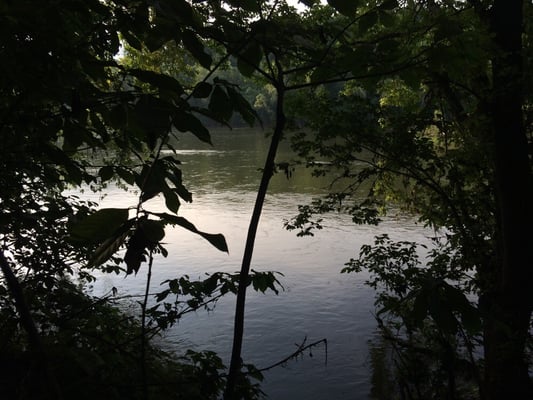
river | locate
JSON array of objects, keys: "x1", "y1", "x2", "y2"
[{"x1": 84, "y1": 128, "x2": 433, "y2": 399}]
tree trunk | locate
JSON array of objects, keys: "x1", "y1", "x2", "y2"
[
  {"x1": 224, "y1": 84, "x2": 286, "y2": 400},
  {"x1": 0, "y1": 251, "x2": 62, "y2": 399},
  {"x1": 484, "y1": 1, "x2": 533, "y2": 398}
]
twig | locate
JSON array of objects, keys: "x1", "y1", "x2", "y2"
[{"x1": 258, "y1": 336, "x2": 328, "y2": 373}]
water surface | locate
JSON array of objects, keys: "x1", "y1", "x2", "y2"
[{"x1": 85, "y1": 129, "x2": 432, "y2": 399}]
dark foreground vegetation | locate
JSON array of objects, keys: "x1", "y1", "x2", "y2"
[{"x1": 0, "y1": 1, "x2": 531, "y2": 399}]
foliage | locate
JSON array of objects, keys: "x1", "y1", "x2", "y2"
[
  {"x1": 284, "y1": 0, "x2": 532, "y2": 398},
  {"x1": 0, "y1": 279, "x2": 229, "y2": 400},
  {"x1": 3, "y1": 0, "x2": 532, "y2": 398},
  {"x1": 0, "y1": 0, "x2": 283, "y2": 399}
]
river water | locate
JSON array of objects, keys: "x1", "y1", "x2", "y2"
[{"x1": 84, "y1": 129, "x2": 433, "y2": 399}]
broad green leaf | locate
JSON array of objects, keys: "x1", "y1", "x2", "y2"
[
  {"x1": 89, "y1": 111, "x2": 109, "y2": 142},
  {"x1": 121, "y1": 30, "x2": 144, "y2": 51},
  {"x1": 250, "y1": 271, "x2": 282, "y2": 294},
  {"x1": 158, "y1": 0, "x2": 196, "y2": 26},
  {"x1": 129, "y1": 68, "x2": 184, "y2": 95},
  {"x1": 442, "y1": 284, "x2": 482, "y2": 334},
  {"x1": 182, "y1": 29, "x2": 212, "y2": 69},
  {"x1": 156, "y1": 213, "x2": 229, "y2": 252},
  {"x1": 137, "y1": 162, "x2": 168, "y2": 203},
  {"x1": 163, "y1": 189, "x2": 180, "y2": 213},
  {"x1": 116, "y1": 167, "x2": 136, "y2": 185},
  {"x1": 192, "y1": 82, "x2": 212, "y2": 98},
  {"x1": 237, "y1": 41, "x2": 262, "y2": 77},
  {"x1": 124, "y1": 229, "x2": 147, "y2": 275},
  {"x1": 133, "y1": 95, "x2": 173, "y2": 142},
  {"x1": 227, "y1": 0, "x2": 261, "y2": 12},
  {"x1": 87, "y1": 230, "x2": 130, "y2": 268},
  {"x1": 411, "y1": 289, "x2": 429, "y2": 324},
  {"x1": 98, "y1": 166, "x2": 114, "y2": 182},
  {"x1": 140, "y1": 219, "x2": 166, "y2": 243},
  {"x1": 145, "y1": 25, "x2": 174, "y2": 52},
  {"x1": 428, "y1": 287, "x2": 458, "y2": 334},
  {"x1": 208, "y1": 86, "x2": 233, "y2": 122},
  {"x1": 359, "y1": 11, "x2": 378, "y2": 34},
  {"x1": 108, "y1": 104, "x2": 128, "y2": 129},
  {"x1": 174, "y1": 184, "x2": 193, "y2": 203},
  {"x1": 327, "y1": 0, "x2": 358, "y2": 16},
  {"x1": 379, "y1": 0, "x2": 398, "y2": 10},
  {"x1": 173, "y1": 112, "x2": 212, "y2": 144},
  {"x1": 226, "y1": 86, "x2": 258, "y2": 126},
  {"x1": 378, "y1": 10, "x2": 395, "y2": 27},
  {"x1": 70, "y1": 208, "x2": 129, "y2": 243}
]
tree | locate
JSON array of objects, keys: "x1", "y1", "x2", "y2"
[
  {"x1": 0, "y1": 1, "x2": 274, "y2": 398},
  {"x1": 484, "y1": 1, "x2": 532, "y2": 398},
  {"x1": 285, "y1": 0, "x2": 532, "y2": 398}
]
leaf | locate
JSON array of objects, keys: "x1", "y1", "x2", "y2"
[
  {"x1": 226, "y1": 86, "x2": 258, "y2": 126},
  {"x1": 173, "y1": 112, "x2": 212, "y2": 144},
  {"x1": 250, "y1": 271, "x2": 282, "y2": 294},
  {"x1": 98, "y1": 166, "x2": 114, "y2": 182},
  {"x1": 140, "y1": 219, "x2": 166, "y2": 243},
  {"x1": 116, "y1": 167, "x2": 136, "y2": 185},
  {"x1": 163, "y1": 189, "x2": 180, "y2": 213},
  {"x1": 182, "y1": 29, "x2": 212, "y2": 69},
  {"x1": 128, "y1": 68, "x2": 184, "y2": 94},
  {"x1": 124, "y1": 229, "x2": 147, "y2": 275},
  {"x1": 192, "y1": 82, "x2": 212, "y2": 98},
  {"x1": 70, "y1": 208, "x2": 129, "y2": 243},
  {"x1": 174, "y1": 184, "x2": 193, "y2": 203},
  {"x1": 121, "y1": 30, "x2": 144, "y2": 51},
  {"x1": 227, "y1": 0, "x2": 261, "y2": 12},
  {"x1": 378, "y1": 10, "x2": 395, "y2": 27},
  {"x1": 411, "y1": 289, "x2": 429, "y2": 325},
  {"x1": 428, "y1": 287, "x2": 458, "y2": 334},
  {"x1": 237, "y1": 41, "x2": 262, "y2": 77},
  {"x1": 379, "y1": 0, "x2": 398, "y2": 10},
  {"x1": 442, "y1": 284, "x2": 482, "y2": 334},
  {"x1": 133, "y1": 95, "x2": 174, "y2": 145},
  {"x1": 327, "y1": 0, "x2": 358, "y2": 16},
  {"x1": 137, "y1": 162, "x2": 168, "y2": 203},
  {"x1": 87, "y1": 229, "x2": 130, "y2": 268},
  {"x1": 359, "y1": 11, "x2": 378, "y2": 34},
  {"x1": 156, "y1": 213, "x2": 229, "y2": 252},
  {"x1": 90, "y1": 111, "x2": 109, "y2": 142},
  {"x1": 108, "y1": 103, "x2": 128, "y2": 129},
  {"x1": 208, "y1": 86, "x2": 233, "y2": 122}
]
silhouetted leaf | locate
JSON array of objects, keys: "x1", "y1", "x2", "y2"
[
  {"x1": 140, "y1": 219, "x2": 166, "y2": 243},
  {"x1": 359, "y1": 11, "x2": 378, "y2": 33},
  {"x1": 156, "y1": 213, "x2": 228, "y2": 252},
  {"x1": 164, "y1": 189, "x2": 180, "y2": 213},
  {"x1": 124, "y1": 229, "x2": 147, "y2": 275},
  {"x1": 192, "y1": 82, "x2": 212, "y2": 98},
  {"x1": 129, "y1": 68, "x2": 184, "y2": 94},
  {"x1": 98, "y1": 166, "x2": 114, "y2": 182},
  {"x1": 182, "y1": 29, "x2": 212, "y2": 68},
  {"x1": 227, "y1": 86, "x2": 258, "y2": 126},
  {"x1": 116, "y1": 167, "x2": 136, "y2": 185},
  {"x1": 209, "y1": 86, "x2": 233, "y2": 122},
  {"x1": 173, "y1": 111, "x2": 212, "y2": 144},
  {"x1": 237, "y1": 41, "x2": 262, "y2": 77},
  {"x1": 379, "y1": 0, "x2": 398, "y2": 10},
  {"x1": 87, "y1": 229, "x2": 130, "y2": 268},
  {"x1": 227, "y1": 0, "x2": 261, "y2": 12},
  {"x1": 411, "y1": 288, "x2": 429, "y2": 325},
  {"x1": 70, "y1": 208, "x2": 129, "y2": 243},
  {"x1": 328, "y1": 0, "x2": 358, "y2": 16}
]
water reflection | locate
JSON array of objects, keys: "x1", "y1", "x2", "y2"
[{"x1": 83, "y1": 129, "x2": 432, "y2": 400}]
